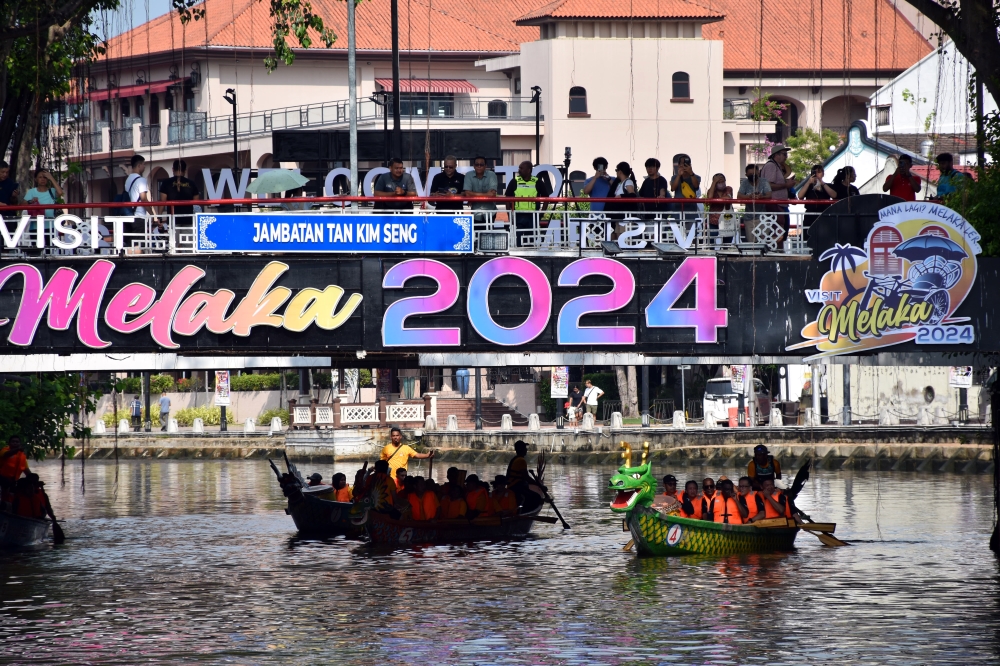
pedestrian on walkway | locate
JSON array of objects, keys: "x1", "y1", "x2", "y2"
[
  {"x1": 583, "y1": 379, "x2": 605, "y2": 417},
  {"x1": 158, "y1": 393, "x2": 171, "y2": 431},
  {"x1": 130, "y1": 396, "x2": 143, "y2": 430}
]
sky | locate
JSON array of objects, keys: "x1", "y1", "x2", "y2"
[{"x1": 91, "y1": 0, "x2": 173, "y2": 41}]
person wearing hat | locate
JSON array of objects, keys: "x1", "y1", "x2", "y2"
[
  {"x1": 760, "y1": 144, "x2": 796, "y2": 241},
  {"x1": 747, "y1": 445, "x2": 781, "y2": 487},
  {"x1": 307, "y1": 473, "x2": 324, "y2": 487},
  {"x1": 661, "y1": 474, "x2": 680, "y2": 501}
]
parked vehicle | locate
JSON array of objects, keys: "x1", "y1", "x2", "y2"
[{"x1": 702, "y1": 378, "x2": 771, "y2": 426}]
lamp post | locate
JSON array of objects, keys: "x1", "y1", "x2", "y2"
[
  {"x1": 390, "y1": 0, "x2": 401, "y2": 157},
  {"x1": 370, "y1": 92, "x2": 390, "y2": 166},
  {"x1": 347, "y1": 0, "x2": 358, "y2": 199},
  {"x1": 530, "y1": 86, "x2": 542, "y2": 165},
  {"x1": 223, "y1": 87, "x2": 238, "y2": 186}
]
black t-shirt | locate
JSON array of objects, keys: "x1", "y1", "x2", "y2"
[
  {"x1": 639, "y1": 175, "x2": 672, "y2": 213},
  {"x1": 831, "y1": 183, "x2": 860, "y2": 200},
  {"x1": 801, "y1": 181, "x2": 833, "y2": 213},
  {"x1": 429, "y1": 171, "x2": 466, "y2": 211},
  {"x1": 503, "y1": 175, "x2": 552, "y2": 209},
  {"x1": 160, "y1": 176, "x2": 199, "y2": 216}
]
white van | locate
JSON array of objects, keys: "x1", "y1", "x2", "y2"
[{"x1": 702, "y1": 378, "x2": 770, "y2": 426}]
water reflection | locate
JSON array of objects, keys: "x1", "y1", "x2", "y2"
[{"x1": 1, "y1": 459, "x2": 998, "y2": 664}]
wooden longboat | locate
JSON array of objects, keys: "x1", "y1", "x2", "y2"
[
  {"x1": 626, "y1": 504, "x2": 800, "y2": 557},
  {"x1": 283, "y1": 485, "x2": 362, "y2": 537},
  {"x1": 365, "y1": 506, "x2": 543, "y2": 545},
  {"x1": 0, "y1": 510, "x2": 52, "y2": 548}
]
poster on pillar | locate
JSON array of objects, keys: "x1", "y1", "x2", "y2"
[
  {"x1": 214, "y1": 371, "x2": 231, "y2": 406},
  {"x1": 196, "y1": 213, "x2": 473, "y2": 253}
]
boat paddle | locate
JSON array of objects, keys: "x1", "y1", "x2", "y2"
[
  {"x1": 41, "y1": 489, "x2": 65, "y2": 545},
  {"x1": 527, "y1": 470, "x2": 570, "y2": 529},
  {"x1": 799, "y1": 520, "x2": 849, "y2": 547}
]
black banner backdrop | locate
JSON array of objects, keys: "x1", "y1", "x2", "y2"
[{"x1": 0, "y1": 255, "x2": 997, "y2": 359}]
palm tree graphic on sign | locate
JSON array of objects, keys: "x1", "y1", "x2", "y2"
[{"x1": 819, "y1": 243, "x2": 868, "y2": 301}]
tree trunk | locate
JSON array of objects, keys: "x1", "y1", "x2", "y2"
[
  {"x1": 615, "y1": 366, "x2": 639, "y2": 417},
  {"x1": 15, "y1": 94, "x2": 41, "y2": 195}
]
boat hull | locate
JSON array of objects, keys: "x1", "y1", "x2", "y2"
[
  {"x1": 0, "y1": 511, "x2": 52, "y2": 548},
  {"x1": 286, "y1": 491, "x2": 360, "y2": 537},
  {"x1": 365, "y1": 508, "x2": 541, "y2": 545},
  {"x1": 626, "y1": 505, "x2": 799, "y2": 556}
]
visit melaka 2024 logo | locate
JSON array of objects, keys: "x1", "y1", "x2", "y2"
[{"x1": 788, "y1": 203, "x2": 981, "y2": 360}]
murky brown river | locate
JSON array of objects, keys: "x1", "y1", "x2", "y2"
[{"x1": 1, "y1": 458, "x2": 998, "y2": 664}]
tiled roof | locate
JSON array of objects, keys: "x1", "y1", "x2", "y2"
[
  {"x1": 515, "y1": 0, "x2": 724, "y2": 23},
  {"x1": 102, "y1": 0, "x2": 536, "y2": 59},
  {"x1": 872, "y1": 133, "x2": 980, "y2": 157},
  {"x1": 702, "y1": 0, "x2": 931, "y2": 72},
  {"x1": 101, "y1": 0, "x2": 930, "y2": 72}
]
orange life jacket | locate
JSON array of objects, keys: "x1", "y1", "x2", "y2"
[
  {"x1": 708, "y1": 495, "x2": 744, "y2": 525},
  {"x1": 0, "y1": 448, "x2": 28, "y2": 481},
  {"x1": 739, "y1": 491, "x2": 764, "y2": 521},
  {"x1": 14, "y1": 489, "x2": 45, "y2": 519},
  {"x1": 406, "y1": 493, "x2": 424, "y2": 520},
  {"x1": 422, "y1": 491, "x2": 440, "y2": 521},
  {"x1": 679, "y1": 494, "x2": 702, "y2": 519},
  {"x1": 334, "y1": 486, "x2": 353, "y2": 503},
  {"x1": 466, "y1": 487, "x2": 489, "y2": 515},
  {"x1": 443, "y1": 497, "x2": 467, "y2": 519},
  {"x1": 763, "y1": 490, "x2": 791, "y2": 519},
  {"x1": 492, "y1": 490, "x2": 517, "y2": 515}
]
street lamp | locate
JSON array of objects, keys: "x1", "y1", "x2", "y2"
[
  {"x1": 370, "y1": 91, "x2": 391, "y2": 166},
  {"x1": 224, "y1": 88, "x2": 238, "y2": 177},
  {"x1": 530, "y1": 85, "x2": 542, "y2": 165}
]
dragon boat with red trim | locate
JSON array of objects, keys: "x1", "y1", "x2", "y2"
[{"x1": 362, "y1": 506, "x2": 543, "y2": 545}]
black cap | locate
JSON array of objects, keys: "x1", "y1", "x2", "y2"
[
  {"x1": 754, "y1": 445, "x2": 769, "y2": 454},
  {"x1": 663, "y1": 474, "x2": 677, "y2": 484}
]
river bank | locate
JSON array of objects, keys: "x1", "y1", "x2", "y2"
[{"x1": 76, "y1": 425, "x2": 994, "y2": 473}]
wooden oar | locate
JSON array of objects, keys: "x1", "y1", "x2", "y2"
[
  {"x1": 623, "y1": 538, "x2": 635, "y2": 551},
  {"x1": 528, "y1": 470, "x2": 570, "y2": 529},
  {"x1": 801, "y1": 526, "x2": 849, "y2": 547},
  {"x1": 42, "y1": 491, "x2": 65, "y2": 545}
]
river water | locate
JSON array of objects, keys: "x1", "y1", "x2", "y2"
[{"x1": 1, "y1": 458, "x2": 998, "y2": 665}]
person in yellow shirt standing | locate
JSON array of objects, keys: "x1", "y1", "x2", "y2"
[{"x1": 380, "y1": 426, "x2": 435, "y2": 482}]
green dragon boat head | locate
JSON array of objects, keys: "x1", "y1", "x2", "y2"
[{"x1": 608, "y1": 442, "x2": 656, "y2": 513}]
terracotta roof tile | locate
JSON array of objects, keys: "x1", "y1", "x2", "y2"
[
  {"x1": 701, "y1": 0, "x2": 931, "y2": 72},
  {"x1": 515, "y1": 0, "x2": 724, "y2": 23},
  {"x1": 101, "y1": 0, "x2": 930, "y2": 73}
]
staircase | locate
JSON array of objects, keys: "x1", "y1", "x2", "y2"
[{"x1": 434, "y1": 398, "x2": 529, "y2": 430}]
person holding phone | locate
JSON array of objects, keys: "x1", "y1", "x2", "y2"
[
  {"x1": 582, "y1": 157, "x2": 614, "y2": 212},
  {"x1": 798, "y1": 164, "x2": 837, "y2": 215},
  {"x1": 882, "y1": 154, "x2": 921, "y2": 201}
]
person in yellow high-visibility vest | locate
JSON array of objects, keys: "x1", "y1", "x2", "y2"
[{"x1": 504, "y1": 160, "x2": 552, "y2": 247}]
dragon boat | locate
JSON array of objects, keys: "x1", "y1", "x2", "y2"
[
  {"x1": 270, "y1": 457, "x2": 361, "y2": 537},
  {"x1": 360, "y1": 506, "x2": 543, "y2": 545},
  {"x1": 609, "y1": 443, "x2": 800, "y2": 557},
  {"x1": 0, "y1": 510, "x2": 52, "y2": 548}
]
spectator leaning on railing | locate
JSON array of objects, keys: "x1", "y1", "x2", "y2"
[
  {"x1": 831, "y1": 166, "x2": 859, "y2": 199},
  {"x1": 159, "y1": 159, "x2": 200, "y2": 219},
  {"x1": 430, "y1": 155, "x2": 466, "y2": 212},
  {"x1": 124, "y1": 154, "x2": 161, "y2": 235},
  {"x1": 462, "y1": 156, "x2": 498, "y2": 217},
  {"x1": 23, "y1": 169, "x2": 63, "y2": 221},
  {"x1": 798, "y1": 164, "x2": 837, "y2": 215},
  {"x1": 373, "y1": 158, "x2": 417, "y2": 211},
  {"x1": 582, "y1": 157, "x2": 614, "y2": 212}
]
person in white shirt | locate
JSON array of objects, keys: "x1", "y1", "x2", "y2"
[
  {"x1": 125, "y1": 154, "x2": 162, "y2": 236},
  {"x1": 583, "y1": 379, "x2": 605, "y2": 416}
]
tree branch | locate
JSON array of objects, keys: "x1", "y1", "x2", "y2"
[
  {"x1": 900, "y1": 0, "x2": 956, "y2": 34},
  {"x1": 0, "y1": 0, "x2": 96, "y2": 40}
]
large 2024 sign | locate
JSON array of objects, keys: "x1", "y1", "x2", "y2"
[{"x1": 0, "y1": 256, "x2": 726, "y2": 350}]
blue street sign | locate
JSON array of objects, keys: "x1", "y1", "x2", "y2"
[{"x1": 195, "y1": 213, "x2": 473, "y2": 253}]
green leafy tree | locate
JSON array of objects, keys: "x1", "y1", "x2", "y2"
[
  {"x1": 944, "y1": 111, "x2": 1000, "y2": 256},
  {"x1": 785, "y1": 127, "x2": 844, "y2": 178},
  {"x1": 0, "y1": 374, "x2": 99, "y2": 461}
]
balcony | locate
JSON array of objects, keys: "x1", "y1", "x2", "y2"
[
  {"x1": 164, "y1": 96, "x2": 539, "y2": 147},
  {"x1": 110, "y1": 127, "x2": 133, "y2": 150},
  {"x1": 80, "y1": 131, "x2": 102, "y2": 153},
  {"x1": 140, "y1": 125, "x2": 161, "y2": 147},
  {"x1": 723, "y1": 98, "x2": 751, "y2": 120}
]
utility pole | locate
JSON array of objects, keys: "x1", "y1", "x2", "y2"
[
  {"x1": 224, "y1": 88, "x2": 238, "y2": 203},
  {"x1": 390, "y1": 0, "x2": 402, "y2": 158},
  {"x1": 530, "y1": 86, "x2": 542, "y2": 165},
  {"x1": 347, "y1": 0, "x2": 358, "y2": 199},
  {"x1": 976, "y1": 78, "x2": 986, "y2": 174}
]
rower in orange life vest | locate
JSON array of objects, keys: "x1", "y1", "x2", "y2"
[
  {"x1": 706, "y1": 479, "x2": 747, "y2": 524},
  {"x1": 0, "y1": 436, "x2": 29, "y2": 493},
  {"x1": 679, "y1": 480, "x2": 703, "y2": 519},
  {"x1": 737, "y1": 476, "x2": 765, "y2": 523},
  {"x1": 655, "y1": 474, "x2": 681, "y2": 511},
  {"x1": 748, "y1": 444, "x2": 782, "y2": 487},
  {"x1": 760, "y1": 477, "x2": 793, "y2": 519}
]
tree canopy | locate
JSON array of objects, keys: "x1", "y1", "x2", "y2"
[{"x1": 0, "y1": 374, "x2": 99, "y2": 461}]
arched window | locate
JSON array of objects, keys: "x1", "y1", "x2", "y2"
[
  {"x1": 488, "y1": 99, "x2": 508, "y2": 118},
  {"x1": 672, "y1": 72, "x2": 690, "y2": 100},
  {"x1": 569, "y1": 86, "x2": 588, "y2": 114}
]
